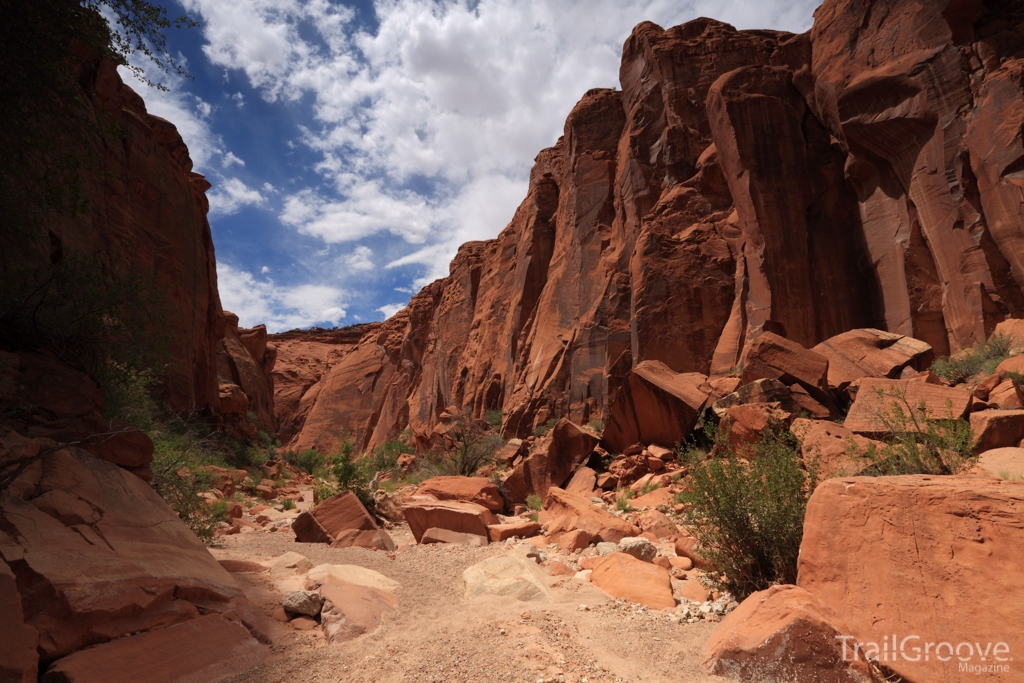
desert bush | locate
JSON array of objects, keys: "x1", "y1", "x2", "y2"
[
  {"x1": 639, "y1": 480, "x2": 661, "y2": 495},
  {"x1": 931, "y1": 331, "x2": 1013, "y2": 384},
  {"x1": 420, "y1": 410, "x2": 505, "y2": 477},
  {"x1": 587, "y1": 419, "x2": 605, "y2": 433},
  {"x1": 526, "y1": 493, "x2": 543, "y2": 511},
  {"x1": 280, "y1": 498, "x2": 295, "y2": 510},
  {"x1": 851, "y1": 387, "x2": 977, "y2": 476},
  {"x1": 368, "y1": 438, "x2": 414, "y2": 476},
  {"x1": 297, "y1": 448, "x2": 321, "y2": 475},
  {"x1": 615, "y1": 489, "x2": 635, "y2": 512},
  {"x1": 679, "y1": 420, "x2": 815, "y2": 599},
  {"x1": 485, "y1": 409, "x2": 503, "y2": 430},
  {"x1": 533, "y1": 418, "x2": 559, "y2": 438},
  {"x1": 330, "y1": 432, "x2": 374, "y2": 508}
]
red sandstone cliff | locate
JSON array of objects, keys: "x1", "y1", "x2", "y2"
[{"x1": 280, "y1": 0, "x2": 1024, "y2": 455}]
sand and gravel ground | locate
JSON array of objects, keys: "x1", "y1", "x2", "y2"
[{"x1": 211, "y1": 527, "x2": 722, "y2": 683}]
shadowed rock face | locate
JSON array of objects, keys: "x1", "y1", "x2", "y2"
[{"x1": 285, "y1": 2, "x2": 1024, "y2": 454}]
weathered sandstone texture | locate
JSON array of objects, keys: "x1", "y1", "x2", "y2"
[{"x1": 281, "y1": 0, "x2": 1024, "y2": 455}]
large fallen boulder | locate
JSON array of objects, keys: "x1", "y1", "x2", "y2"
[
  {"x1": 0, "y1": 443, "x2": 272, "y2": 681},
  {"x1": 318, "y1": 577, "x2": 397, "y2": 644},
  {"x1": 40, "y1": 614, "x2": 266, "y2": 683},
  {"x1": 741, "y1": 332, "x2": 831, "y2": 405},
  {"x1": 970, "y1": 409, "x2": 1024, "y2": 453},
  {"x1": 812, "y1": 328, "x2": 932, "y2": 394},
  {"x1": 603, "y1": 361, "x2": 708, "y2": 453},
  {"x1": 704, "y1": 585, "x2": 873, "y2": 683},
  {"x1": 402, "y1": 498, "x2": 499, "y2": 542},
  {"x1": 789, "y1": 418, "x2": 874, "y2": 479},
  {"x1": 590, "y1": 552, "x2": 674, "y2": 609},
  {"x1": 415, "y1": 476, "x2": 504, "y2": 512},
  {"x1": 463, "y1": 553, "x2": 552, "y2": 602},
  {"x1": 307, "y1": 564, "x2": 401, "y2": 594},
  {"x1": 292, "y1": 491, "x2": 393, "y2": 549},
  {"x1": 542, "y1": 487, "x2": 640, "y2": 543},
  {"x1": 977, "y1": 447, "x2": 1024, "y2": 479},
  {"x1": 843, "y1": 378, "x2": 972, "y2": 436},
  {"x1": 798, "y1": 476, "x2": 1024, "y2": 683},
  {"x1": 502, "y1": 419, "x2": 598, "y2": 503}
]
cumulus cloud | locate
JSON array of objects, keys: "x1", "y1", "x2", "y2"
[
  {"x1": 218, "y1": 262, "x2": 348, "y2": 331},
  {"x1": 376, "y1": 302, "x2": 406, "y2": 319},
  {"x1": 181, "y1": 0, "x2": 819, "y2": 322},
  {"x1": 342, "y1": 245, "x2": 375, "y2": 271},
  {"x1": 208, "y1": 177, "x2": 266, "y2": 216},
  {"x1": 223, "y1": 151, "x2": 246, "y2": 168}
]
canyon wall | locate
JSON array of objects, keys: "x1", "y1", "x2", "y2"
[{"x1": 284, "y1": 0, "x2": 1024, "y2": 455}]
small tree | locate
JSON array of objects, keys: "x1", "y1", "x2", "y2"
[{"x1": 428, "y1": 410, "x2": 504, "y2": 476}]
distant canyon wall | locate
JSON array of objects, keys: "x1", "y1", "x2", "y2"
[{"x1": 275, "y1": 0, "x2": 1024, "y2": 454}]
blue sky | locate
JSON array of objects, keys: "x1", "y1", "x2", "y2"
[{"x1": 118, "y1": 0, "x2": 819, "y2": 332}]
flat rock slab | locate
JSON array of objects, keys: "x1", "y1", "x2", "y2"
[
  {"x1": 843, "y1": 378, "x2": 971, "y2": 436},
  {"x1": 307, "y1": 564, "x2": 401, "y2": 594},
  {"x1": 402, "y1": 499, "x2": 499, "y2": 542},
  {"x1": 543, "y1": 487, "x2": 640, "y2": 543},
  {"x1": 292, "y1": 491, "x2": 378, "y2": 544},
  {"x1": 415, "y1": 476, "x2": 504, "y2": 512},
  {"x1": 704, "y1": 584, "x2": 873, "y2": 683},
  {"x1": 329, "y1": 529, "x2": 396, "y2": 551},
  {"x1": 463, "y1": 554, "x2": 553, "y2": 603},
  {"x1": 40, "y1": 614, "x2": 265, "y2": 683},
  {"x1": 590, "y1": 552, "x2": 674, "y2": 609},
  {"x1": 487, "y1": 521, "x2": 542, "y2": 542},
  {"x1": 421, "y1": 528, "x2": 488, "y2": 546},
  {"x1": 318, "y1": 578, "x2": 396, "y2": 644},
  {"x1": 970, "y1": 409, "x2": 1024, "y2": 452}
]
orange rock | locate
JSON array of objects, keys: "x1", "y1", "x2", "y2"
[
  {"x1": 669, "y1": 556, "x2": 693, "y2": 571},
  {"x1": 604, "y1": 361, "x2": 708, "y2": 454},
  {"x1": 590, "y1": 553, "x2": 674, "y2": 609},
  {"x1": 502, "y1": 419, "x2": 598, "y2": 504},
  {"x1": 255, "y1": 485, "x2": 276, "y2": 500},
  {"x1": 630, "y1": 487, "x2": 674, "y2": 509},
  {"x1": 420, "y1": 528, "x2": 488, "y2": 546},
  {"x1": 799, "y1": 476, "x2": 1024, "y2": 683},
  {"x1": 402, "y1": 499, "x2": 499, "y2": 543},
  {"x1": 843, "y1": 378, "x2": 972, "y2": 436},
  {"x1": 318, "y1": 578, "x2": 396, "y2": 644},
  {"x1": 553, "y1": 528, "x2": 595, "y2": 552},
  {"x1": 721, "y1": 403, "x2": 786, "y2": 449},
  {"x1": 741, "y1": 332, "x2": 831, "y2": 406},
  {"x1": 1, "y1": 561, "x2": 37, "y2": 683},
  {"x1": 970, "y1": 409, "x2": 1024, "y2": 452},
  {"x1": 564, "y1": 466, "x2": 598, "y2": 496},
  {"x1": 542, "y1": 488, "x2": 640, "y2": 544},
  {"x1": 704, "y1": 585, "x2": 872, "y2": 682},
  {"x1": 290, "y1": 616, "x2": 318, "y2": 631},
  {"x1": 415, "y1": 476, "x2": 504, "y2": 512},
  {"x1": 988, "y1": 380, "x2": 1024, "y2": 409},
  {"x1": 789, "y1": 418, "x2": 874, "y2": 479},
  {"x1": 652, "y1": 556, "x2": 671, "y2": 569},
  {"x1": 487, "y1": 521, "x2": 542, "y2": 543},
  {"x1": 637, "y1": 509, "x2": 678, "y2": 540},
  {"x1": 293, "y1": 491, "x2": 379, "y2": 544},
  {"x1": 548, "y1": 562, "x2": 575, "y2": 577},
  {"x1": 218, "y1": 560, "x2": 267, "y2": 574},
  {"x1": 677, "y1": 579, "x2": 710, "y2": 603},
  {"x1": 673, "y1": 535, "x2": 710, "y2": 570},
  {"x1": 40, "y1": 614, "x2": 265, "y2": 683},
  {"x1": 330, "y1": 529, "x2": 396, "y2": 551},
  {"x1": 579, "y1": 556, "x2": 603, "y2": 571},
  {"x1": 812, "y1": 328, "x2": 932, "y2": 394}
]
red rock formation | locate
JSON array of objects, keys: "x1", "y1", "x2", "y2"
[{"x1": 284, "y1": 2, "x2": 1024, "y2": 456}]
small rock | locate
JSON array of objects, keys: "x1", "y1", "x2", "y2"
[
  {"x1": 617, "y1": 536, "x2": 657, "y2": 563},
  {"x1": 595, "y1": 542, "x2": 618, "y2": 556},
  {"x1": 283, "y1": 590, "x2": 324, "y2": 617},
  {"x1": 290, "y1": 616, "x2": 318, "y2": 630}
]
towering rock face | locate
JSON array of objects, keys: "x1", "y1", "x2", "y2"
[{"x1": 289, "y1": 0, "x2": 1024, "y2": 455}]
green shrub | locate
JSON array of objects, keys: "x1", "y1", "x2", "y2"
[
  {"x1": 639, "y1": 480, "x2": 661, "y2": 495},
  {"x1": 851, "y1": 387, "x2": 977, "y2": 476},
  {"x1": 931, "y1": 331, "x2": 1014, "y2": 384},
  {"x1": 330, "y1": 432, "x2": 374, "y2": 508},
  {"x1": 526, "y1": 493, "x2": 543, "y2": 511},
  {"x1": 533, "y1": 418, "x2": 559, "y2": 438},
  {"x1": 297, "y1": 448, "x2": 321, "y2": 475},
  {"x1": 615, "y1": 489, "x2": 634, "y2": 512},
  {"x1": 419, "y1": 411, "x2": 505, "y2": 477},
  {"x1": 587, "y1": 419, "x2": 605, "y2": 433},
  {"x1": 312, "y1": 479, "x2": 339, "y2": 505},
  {"x1": 679, "y1": 421, "x2": 815, "y2": 599},
  {"x1": 485, "y1": 409, "x2": 503, "y2": 430},
  {"x1": 257, "y1": 430, "x2": 273, "y2": 446},
  {"x1": 280, "y1": 498, "x2": 295, "y2": 510},
  {"x1": 369, "y1": 438, "x2": 414, "y2": 476},
  {"x1": 529, "y1": 512, "x2": 539, "y2": 523}
]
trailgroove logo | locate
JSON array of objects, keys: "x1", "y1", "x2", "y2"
[{"x1": 836, "y1": 635, "x2": 1013, "y2": 674}]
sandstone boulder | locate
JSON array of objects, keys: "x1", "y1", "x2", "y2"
[
  {"x1": 617, "y1": 536, "x2": 657, "y2": 563},
  {"x1": 603, "y1": 361, "x2": 708, "y2": 454},
  {"x1": 590, "y1": 552, "x2": 674, "y2": 609},
  {"x1": 711, "y1": 378, "x2": 795, "y2": 418},
  {"x1": 318, "y1": 577, "x2": 396, "y2": 644},
  {"x1": 269, "y1": 552, "x2": 313, "y2": 576},
  {"x1": 421, "y1": 528, "x2": 488, "y2": 546},
  {"x1": 977, "y1": 447, "x2": 1024, "y2": 480},
  {"x1": 487, "y1": 521, "x2": 542, "y2": 542},
  {"x1": 970, "y1": 409, "x2": 1024, "y2": 453},
  {"x1": 502, "y1": 419, "x2": 598, "y2": 504},
  {"x1": 40, "y1": 614, "x2": 265, "y2": 683},
  {"x1": 415, "y1": 476, "x2": 504, "y2": 512},
  {"x1": 798, "y1": 476, "x2": 1024, "y2": 683},
  {"x1": 704, "y1": 585, "x2": 872, "y2": 683},
  {"x1": 402, "y1": 498, "x2": 499, "y2": 543},
  {"x1": 282, "y1": 591, "x2": 323, "y2": 617},
  {"x1": 463, "y1": 554, "x2": 553, "y2": 603},
  {"x1": 542, "y1": 488, "x2": 640, "y2": 543},
  {"x1": 1, "y1": 560, "x2": 37, "y2": 683},
  {"x1": 564, "y1": 466, "x2": 598, "y2": 496},
  {"x1": 0, "y1": 447, "x2": 268, "y2": 663},
  {"x1": 330, "y1": 529, "x2": 396, "y2": 551},
  {"x1": 812, "y1": 329, "x2": 932, "y2": 394},
  {"x1": 307, "y1": 564, "x2": 401, "y2": 594},
  {"x1": 636, "y1": 509, "x2": 678, "y2": 540},
  {"x1": 741, "y1": 332, "x2": 831, "y2": 405},
  {"x1": 292, "y1": 491, "x2": 380, "y2": 544},
  {"x1": 843, "y1": 378, "x2": 972, "y2": 436},
  {"x1": 789, "y1": 418, "x2": 874, "y2": 479}
]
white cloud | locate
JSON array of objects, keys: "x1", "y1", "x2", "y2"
[
  {"x1": 261, "y1": 266, "x2": 270, "y2": 274},
  {"x1": 208, "y1": 177, "x2": 266, "y2": 216},
  {"x1": 376, "y1": 302, "x2": 406, "y2": 320},
  {"x1": 218, "y1": 262, "x2": 347, "y2": 331},
  {"x1": 342, "y1": 245, "x2": 375, "y2": 271},
  {"x1": 223, "y1": 151, "x2": 245, "y2": 168}
]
